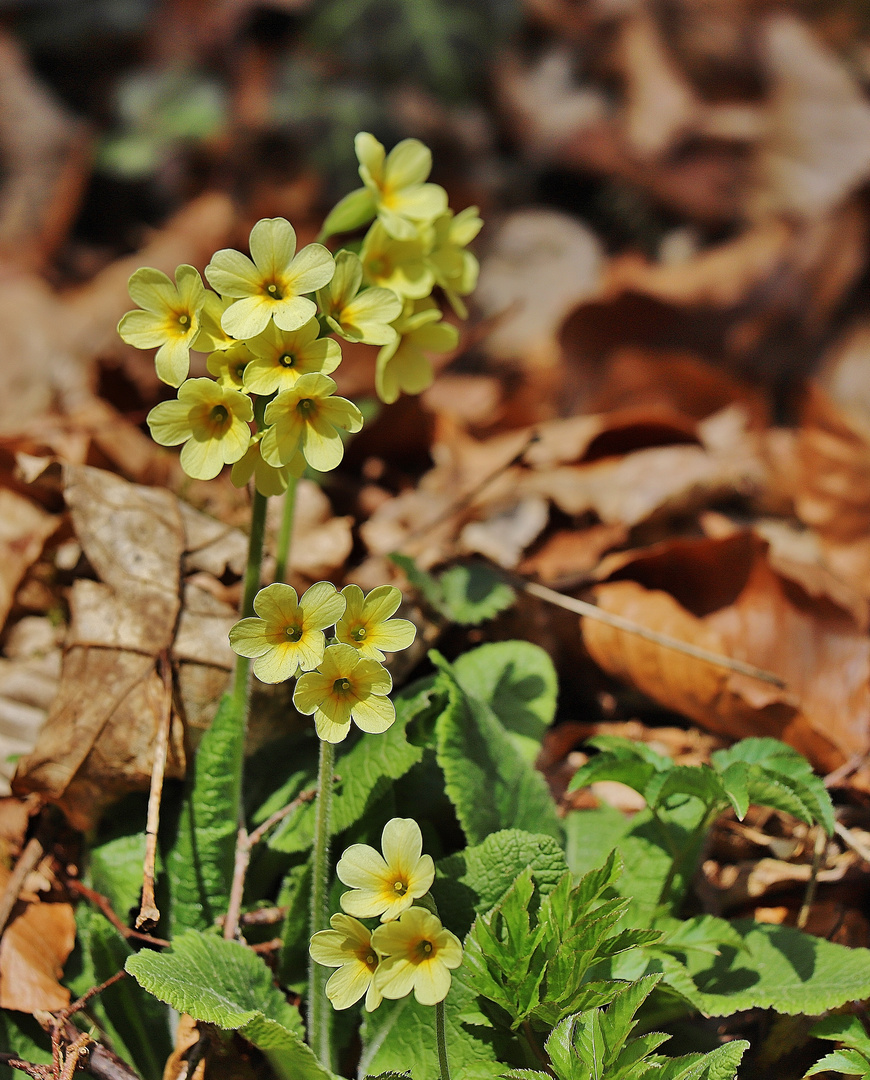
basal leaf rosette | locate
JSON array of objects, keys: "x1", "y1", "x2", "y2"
[
  {"x1": 371, "y1": 907, "x2": 462, "y2": 1006},
  {"x1": 356, "y1": 133, "x2": 448, "y2": 241},
  {"x1": 229, "y1": 581, "x2": 346, "y2": 683},
  {"x1": 205, "y1": 217, "x2": 335, "y2": 339},
  {"x1": 243, "y1": 317, "x2": 341, "y2": 395},
  {"x1": 293, "y1": 642, "x2": 394, "y2": 743},
  {"x1": 360, "y1": 220, "x2": 434, "y2": 301},
  {"x1": 316, "y1": 250, "x2": 402, "y2": 346},
  {"x1": 337, "y1": 817, "x2": 434, "y2": 923},
  {"x1": 119, "y1": 264, "x2": 206, "y2": 387},
  {"x1": 375, "y1": 299, "x2": 458, "y2": 405},
  {"x1": 336, "y1": 584, "x2": 416, "y2": 662},
  {"x1": 260, "y1": 373, "x2": 363, "y2": 474},
  {"x1": 309, "y1": 914, "x2": 382, "y2": 1012},
  {"x1": 147, "y1": 378, "x2": 252, "y2": 480}
]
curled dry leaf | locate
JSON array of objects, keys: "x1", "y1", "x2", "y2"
[
  {"x1": 0, "y1": 486, "x2": 57, "y2": 627},
  {"x1": 0, "y1": 865, "x2": 75, "y2": 1013},
  {"x1": 582, "y1": 533, "x2": 870, "y2": 772}
]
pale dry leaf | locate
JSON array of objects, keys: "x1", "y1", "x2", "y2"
[
  {"x1": 0, "y1": 487, "x2": 57, "y2": 628},
  {"x1": 459, "y1": 495, "x2": 549, "y2": 568},
  {"x1": 0, "y1": 622, "x2": 61, "y2": 797},
  {"x1": 0, "y1": 865, "x2": 75, "y2": 1013}
]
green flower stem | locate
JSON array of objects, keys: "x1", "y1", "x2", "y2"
[
  {"x1": 274, "y1": 475, "x2": 298, "y2": 583},
  {"x1": 309, "y1": 737, "x2": 336, "y2": 1068},
  {"x1": 436, "y1": 998, "x2": 451, "y2": 1080},
  {"x1": 232, "y1": 488, "x2": 269, "y2": 713}
]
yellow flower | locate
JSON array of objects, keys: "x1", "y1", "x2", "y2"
[
  {"x1": 375, "y1": 299, "x2": 458, "y2": 405},
  {"x1": 428, "y1": 207, "x2": 482, "y2": 318},
  {"x1": 260, "y1": 373, "x2": 363, "y2": 474},
  {"x1": 205, "y1": 217, "x2": 335, "y2": 339},
  {"x1": 230, "y1": 437, "x2": 303, "y2": 497},
  {"x1": 207, "y1": 341, "x2": 251, "y2": 390},
  {"x1": 360, "y1": 220, "x2": 434, "y2": 301},
  {"x1": 316, "y1": 250, "x2": 402, "y2": 346},
  {"x1": 118, "y1": 264, "x2": 206, "y2": 387},
  {"x1": 335, "y1": 584, "x2": 416, "y2": 662},
  {"x1": 371, "y1": 907, "x2": 462, "y2": 1006},
  {"x1": 193, "y1": 290, "x2": 235, "y2": 352},
  {"x1": 243, "y1": 317, "x2": 341, "y2": 395},
  {"x1": 309, "y1": 914, "x2": 382, "y2": 1012},
  {"x1": 337, "y1": 818, "x2": 434, "y2": 923},
  {"x1": 228, "y1": 581, "x2": 345, "y2": 683},
  {"x1": 293, "y1": 643, "x2": 394, "y2": 743},
  {"x1": 146, "y1": 378, "x2": 252, "y2": 480},
  {"x1": 356, "y1": 133, "x2": 448, "y2": 241}
]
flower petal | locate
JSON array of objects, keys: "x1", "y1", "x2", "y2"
[
  {"x1": 285, "y1": 244, "x2": 335, "y2": 296},
  {"x1": 314, "y1": 709, "x2": 352, "y2": 743},
  {"x1": 128, "y1": 267, "x2": 175, "y2": 312},
  {"x1": 351, "y1": 694, "x2": 395, "y2": 735},
  {"x1": 300, "y1": 414, "x2": 345, "y2": 473},
  {"x1": 380, "y1": 818, "x2": 422, "y2": 870},
  {"x1": 300, "y1": 581, "x2": 346, "y2": 630},
  {"x1": 384, "y1": 139, "x2": 432, "y2": 189},
  {"x1": 180, "y1": 436, "x2": 224, "y2": 481},
  {"x1": 221, "y1": 296, "x2": 274, "y2": 339},
  {"x1": 252, "y1": 582, "x2": 299, "y2": 624},
  {"x1": 293, "y1": 670, "x2": 332, "y2": 714},
  {"x1": 324, "y1": 960, "x2": 372, "y2": 1009},
  {"x1": 412, "y1": 959, "x2": 452, "y2": 1005},
  {"x1": 147, "y1": 400, "x2": 192, "y2": 446},
  {"x1": 252, "y1": 643, "x2": 302, "y2": 683},
  {"x1": 369, "y1": 619, "x2": 416, "y2": 654},
  {"x1": 118, "y1": 309, "x2": 166, "y2": 349},
  {"x1": 228, "y1": 617, "x2": 270, "y2": 658},
  {"x1": 249, "y1": 217, "x2": 297, "y2": 279},
  {"x1": 272, "y1": 294, "x2": 318, "y2": 333},
  {"x1": 373, "y1": 956, "x2": 417, "y2": 1000},
  {"x1": 337, "y1": 843, "x2": 389, "y2": 891}
]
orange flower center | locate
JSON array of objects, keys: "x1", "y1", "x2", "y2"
[{"x1": 353, "y1": 626, "x2": 367, "y2": 640}]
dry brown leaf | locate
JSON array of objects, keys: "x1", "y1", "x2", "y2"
[
  {"x1": 583, "y1": 534, "x2": 870, "y2": 770},
  {"x1": 0, "y1": 865, "x2": 74, "y2": 1013},
  {"x1": 520, "y1": 523, "x2": 629, "y2": 585},
  {"x1": 0, "y1": 488, "x2": 57, "y2": 627}
]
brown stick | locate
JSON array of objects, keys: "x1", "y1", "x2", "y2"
[
  {"x1": 0, "y1": 833, "x2": 45, "y2": 937},
  {"x1": 136, "y1": 652, "x2": 173, "y2": 930},
  {"x1": 523, "y1": 580, "x2": 787, "y2": 688},
  {"x1": 65, "y1": 879, "x2": 169, "y2": 948}
]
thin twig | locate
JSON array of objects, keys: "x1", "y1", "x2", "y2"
[
  {"x1": 63, "y1": 971, "x2": 128, "y2": 1020},
  {"x1": 65, "y1": 879, "x2": 169, "y2": 947},
  {"x1": 223, "y1": 788, "x2": 316, "y2": 941},
  {"x1": 523, "y1": 580, "x2": 787, "y2": 688},
  {"x1": 797, "y1": 825, "x2": 827, "y2": 929},
  {"x1": 136, "y1": 651, "x2": 173, "y2": 930},
  {"x1": 834, "y1": 820, "x2": 870, "y2": 865}
]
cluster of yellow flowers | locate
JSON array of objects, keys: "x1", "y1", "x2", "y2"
[
  {"x1": 119, "y1": 133, "x2": 480, "y2": 489},
  {"x1": 309, "y1": 818, "x2": 462, "y2": 1010},
  {"x1": 228, "y1": 580, "x2": 415, "y2": 742}
]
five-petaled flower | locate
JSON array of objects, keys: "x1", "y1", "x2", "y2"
[
  {"x1": 336, "y1": 584, "x2": 416, "y2": 662},
  {"x1": 146, "y1": 378, "x2": 252, "y2": 480},
  {"x1": 309, "y1": 913, "x2": 383, "y2": 1012},
  {"x1": 375, "y1": 299, "x2": 458, "y2": 405},
  {"x1": 356, "y1": 133, "x2": 448, "y2": 241},
  {"x1": 360, "y1": 220, "x2": 433, "y2": 301},
  {"x1": 243, "y1": 317, "x2": 341, "y2": 395},
  {"x1": 371, "y1": 907, "x2": 462, "y2": 1006},
  {"x1": 205, "y1": 217, "x2": 335, "y2": 339},
  {"x1": 260, "y1": 373, "x2": 363, "y2": 474},
  {"x1": 293, "y1": 643, "x2": 394, "y2": 743},
  {"x1": 229, "y1": 581, "x2": 346, "y2": 683},
  {"x1": 118, "y1": 264, "x2": 206, "y2": 387},
  {"x1": 316, "y1": 250, "x2": 402, "y2": 346},
  {"x1": 337, "y1": 818, "x2": 434, "y2": 923}
]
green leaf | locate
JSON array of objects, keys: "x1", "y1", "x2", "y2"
[
  {"x1": 0, "y1": 1011, "x2": 52, "y2": 1080},
  {"x1": 805, "y1": 1049, "x2": 870, "y2": 1076},
  {"x1": 663, "y1": 920, "x2": 870, "y2": 1016},
  {"x1": 437, "y1": 564, "x2": 516, "y2": 625},
  {"x1": 452, "y1": 641, "x2": 556, "y2": 762},
  {"x1": 125, "y1": 930, "x2": 332, "y2": 1080},
  {"x1": 433, "y1": 829, "x2": 568, "y2": 937},
  {"x1": 360, "y1": 962, "x2": 505, "y2": 1080},
  {"x1": 651, "y1": 1041, "x2": 749, "y2": 1080},
  {"x1": 432, "y1": 652, "x2": 562, "y2": 845},
  {"x1": 89, "y1": 795, "x2": 151, "y2": 923},
  {"x1": 565, "y1": 805, "x2": 632, "y2": 882},
  {"x1": 320, "y1": 186, "x2": 376, "y2": 239},
  {"x1": 266, "y1": 679, "x2": 427, "y2": 854},
  {"x1": 166, "y1": 692, "x2": 243, "y2": 934},
  {"x1": 646, "y1": 766, "x2": 728, "y2": 815},
  {"x1": 811, "y1": 1015, "x2": 870, "y2": 1056}
]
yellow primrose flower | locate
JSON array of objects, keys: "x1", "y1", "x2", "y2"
[
  {"x1": 229, "y1": 581, "x2": 346, "y2": 683},
  {"x1": 147, "y1": 378, "x2": 252, "y2": 480},
  {"x1": 356, "y1": 133, "x2": 448, "y2": 241},
  {"x1": 336, "y1": 584, "x2": 416, "y2": 661},
  {"x1": 360, "y1": 220, "x2": 434, "y2": 301},
  {"x1": 337, "y1": 817, "x2": 434, "y2": 923},
  {"x1": 260, "y1": 373, "x2": 363, "y2": 474},
  {"x1": 193, "y1": 290, "x2": 235, "y2": 352},
  {"x1": 243, "y1": 317, "x2": 341, "y2": 396},
  {"x1": 230, "y1": 437, "x2": 303, "y2": 497},
  {"x1": 371, "y1": 907, "x2": 462, "y2": 1006},
  {"x1": 207, "y1": 341, "x2": 250, "y2": 390},
  {"x1": 309, "y1": 913, "x2": 382, "y2": 1012},
  {"x1": 375, "y1": 299, "x2": 458, "y2": 405},
  {"x1": 428, "y1": 207, "x2": 482, "y2": 318},
  {"x1": 293, "y1": 643, "x2": 394, "y2": 743},
  {"x1": 118, "y1": 264, "x2": 206, "y2": 387},
  {"x1": 316, "y1": 250, "x2": 402, "y2": 346},
  {"x1": 205, "y1": 217, "x2": 335, "y2": 339}
]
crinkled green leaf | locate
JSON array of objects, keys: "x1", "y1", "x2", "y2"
[
  {"x1": 166, "y1": 692, "x2": 243, "y2": 934},
  {"x1": 433, "y1": 828, "x2": 568, "y2": 937},
  {"x1": 125, "y1": 930, "x2": 331, "y2": 1080},
  {"x1": 811, "y1": 1014, "x2": 870, "y2": 1056},
  {"x1": 452, "y1": 641, "x2": 556, "y2": 762},
  {"x1": 805, "y1": 1049, "x2": 870, "y2": 1076},
  {"x1": 432, "y1": 652, "x2": 561, "y2": 845},
  {"x1": 437, "y1": 563, "x2": 516, "y2": 624},
  {"x1": 650, "y1": 1041, "x2": 749, "y2": 1080}
]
